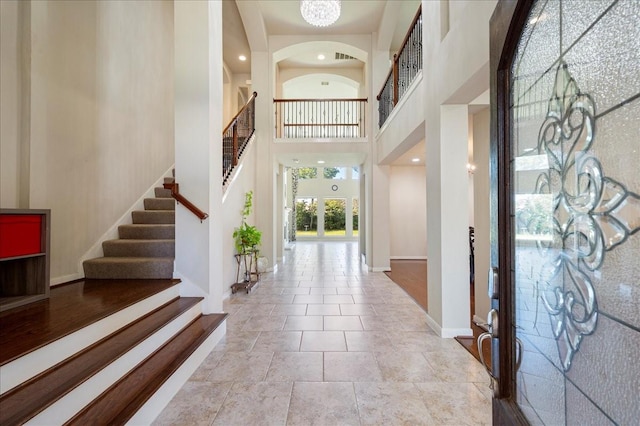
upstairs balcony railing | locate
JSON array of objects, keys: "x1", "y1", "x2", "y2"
[
  {"x1": 223, "y1": 91, "x2": 257, "y2": 185},
  {"x1": 377, "y1": 6, "x2": 422, "y2": 128},
  {"x1": 274, "y1": 98, "x2": 368, "y2": 139}
]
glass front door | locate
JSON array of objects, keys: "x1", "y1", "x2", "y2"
[{"x1": 491, "y1": 0, "x2": 639, "y2": 423}]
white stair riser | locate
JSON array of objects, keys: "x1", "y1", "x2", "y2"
[
  {"x1": 25, "y1": 302, "x2": 203, "y2": 426},
  {"x1": 0, "y1": 286, "x2": 179, "y2": 395}
]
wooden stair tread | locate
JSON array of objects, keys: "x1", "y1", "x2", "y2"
[
  {"x1": 0, "y1": 297, "x2": 202, "y2": 426},
  {"x1": 0, "y1": 279, "x2": 180, "y2": 366},
  {"x1": 66, "y1": 313, "x2": 227, "y2": 425}
]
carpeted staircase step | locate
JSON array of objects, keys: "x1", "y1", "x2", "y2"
[
  {"x1": 102, "y1": 239, "x2": 175, "y2": 258},
  {"x1": 66, "y1": 313, "x2": 227, "y2": 425},
  {"x1": 154, "y1": 187, "x2": 172, "y2": 198},
  {"x1": 83, "y1": 258, "x2": 174, "y2": 279},
  {"x1": 163, "y1": 177, "x2": 175, "y2": 184},
  {"x1": 0, "y1": 297, "x2": 202, "y2": 426},
  {"x1": 131, "y1": 210, "x2": 175, "y2": 224},
  {"x1": 144, "y1": 198, "x2": 175, "y2": 211},
  {"x1": 118, "y1": 224, "x2": 175, "y2": 240}
]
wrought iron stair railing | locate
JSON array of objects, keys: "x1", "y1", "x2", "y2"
[{"x1": 377, "y1": 6, "x2": 423, "y2": 128}]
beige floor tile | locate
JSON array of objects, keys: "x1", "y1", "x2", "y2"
[
  {"x1": 388, "y1": 332, "x2": 454, "y2": 352},
  {"x1": 235, "y1": 304, "x2": 276, "y2": 316},
  {"x1": 266, "y1": 352, "x2": 323, "y2": 382},
  {"x1": 310, "y1": 287, "x2": 338, "y2": 295},
  {"x1": 281, "y1": 287, "x2": 311, "y2": 295},
  {"x1": 212, "y1": 330, "x2": 260, "y2": 352},
  {"x1": 360, "y1": 315, "x2": 404, "y2": 331},
  {"x1": 340, "y1": 303, "x2": 376, "y2": 316},
  {"x1": 271, "y1": 304, "x2": 308, "y2": 315},
  {"x1": 337, "y1": 288, "x2": 365, "y2": 295},
  {"x1": 352, "y1": 295, "x2": 386, "y2": 304},
  {"x1": 286, "y1": 382, "x2": 359, "y2": 426},
  {"x1": 153, "y1": 381, "x2": 232, "y2": 426},
  {"x1": 158, "y1": 242, "x2": 492, "y2": 425},
  {"x1": 252, "y1": 331, "x2": 302, "y2": 352},
  {"x1": 189, "y1": 351, "x2": 225, "y2": 381},
  {"x1": 207, "y1": 351, "x2": 274, "y2": 382},
  {"x1": 284, "y1": 315, "x2": 323, "y2": 331},
  {"x1": 293, "y1": 294, "x2": 324, "y2": 304},
  {"x1": 324, "y1": 294, "x2": 355, "y2": 304},
  {"x1": 324, "y1": 315, "x2": 363, "y2": 331},
  {"x1": 424, "y1": 349, "x2": 489, "y2": 383},
  {"x1": 354, "y1": 382, "x2": 436, "y2": 425},
  {"x1": 300, "y1": 331, "x2": 347, "y2": 351},
  {"x1": 415, "y1": 382, "x2": 492, "y2": 425},
  {"x1": 306, "y1": 304, "x2": 341, "y2": 316},
  {"x1": 254, "y1": 295, "x2": 296, "y2": 304},
  {"x1": 212, "y1": 382, "x2": 293, "y2": 426},
  {"x1": 374, "y1": 351, "x2": 440, "y2": 382},
  {"x1": 345, "y1": 331, "x2": 394, "y2": 352},
  {"x1": 241, "y1": 314, "x2": 287, "y2": 331},
  {"x1": 324, "y1": 352, "x2": 383, "y2": 381}
]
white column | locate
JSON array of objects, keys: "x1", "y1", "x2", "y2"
[
  {"x1": 174, "y1": 0, "x2": 223, "y2": 313},
  {"x1": 426, "y1": 104, "x2": 472, "y2": 337},
  {"x1": 251, "y1": 51, "x2": 275, "y2": 268},
  {"x1": 346, "y1": 197, "x2": 353, "y2": 238},
  {"x1": 369, "y1": 164, "x2": 391, "y2": 271}
]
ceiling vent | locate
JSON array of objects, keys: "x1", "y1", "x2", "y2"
[{"x1": 335, "y1": 52, "x2": 357, "y2": 60}]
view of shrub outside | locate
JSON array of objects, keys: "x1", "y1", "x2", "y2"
[{"x1": 294, "y1": 167, "x2": 359, "y2": 237}]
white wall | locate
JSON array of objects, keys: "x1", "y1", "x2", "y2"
[
  {"x1": 389, "y1": 165, "x2": 427, "y2": 258},
  {"x1": 21, "y1": 0, "x2": 175, "y2": 282},
  {"x1": 222, "y1": 139, "x2": 257, "y2": 297},
  {"x1": 421, "y1": 0, "x2": 498, "y2": 337},
  {"x1": 174, "y1": 0, "x2": 223, "y2": 313},
  {"x1": 473, "y1": 107, "x2": 491, "y2": 323},
  {"x1": 0, "y1": 0, "x2": 22, "y2": 208}
]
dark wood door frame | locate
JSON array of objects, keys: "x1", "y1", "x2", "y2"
[{"x1": 489, "y1": 0, "x2": 533, "y2": 424}]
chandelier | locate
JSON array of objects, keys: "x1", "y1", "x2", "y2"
[{"x1": 300, "y1": 0, "x2": 341, "y2": 27}]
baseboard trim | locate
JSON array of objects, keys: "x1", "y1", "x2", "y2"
[
  {"x1": 370, "y1": 266, "x2": 390, "y2": 273},
  {"x1": 50, "y1": 273, "x2": 83, "y2": 287},
  {"x1": 424, "y1": 314, "x2": 472, "y2": 338}
]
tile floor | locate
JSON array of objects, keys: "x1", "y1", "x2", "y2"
[{"x1": 155, "y1": 242, "x2": 492, "y2": 425}]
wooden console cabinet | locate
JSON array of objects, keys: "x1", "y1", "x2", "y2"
[{"x1": 0, "y1": 209, "x2": 51, "y2": 312}]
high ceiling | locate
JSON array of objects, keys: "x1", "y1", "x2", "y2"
[
  {"x1": 223, "y1": 0, "x2": 424, "y2": 168},
  {"x1": 224, "y1": 0, "x2": 421, "y2": 74}
]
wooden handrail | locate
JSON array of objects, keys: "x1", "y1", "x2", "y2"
[
  {"x1": 273, "y1": 98, "x2": 368, "y2": 103},
  {"x1": 163, "y1": 182, "x2": 209, "y2": 222},
  {"x1": 223, "y1": 91, "x2": 258, "y2": 135}
]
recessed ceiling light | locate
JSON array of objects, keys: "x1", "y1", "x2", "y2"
[
  {"x1": 238, "y1": 55, "x2": 247, "y2": 61},
  {"x1": 317, "y1": 160, "x2": 325, "y2": 164},
  {"x1": 411, "y1": 158, "x2": 420, "y2": 163},
  {"x1": 317, "y1": 54, "x2": 325, "y2": 60}
]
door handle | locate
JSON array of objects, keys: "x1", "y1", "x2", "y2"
[
  {"x1": 477, "y1": 332, "x2": 498, "y2": 396},
  {"x1": 478, "y1": 308, "x2": 499, "y2": 395}
]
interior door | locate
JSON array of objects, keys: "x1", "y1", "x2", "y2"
[{"x1": 488, "y1": 0, "x2": 640, "y2": 424}]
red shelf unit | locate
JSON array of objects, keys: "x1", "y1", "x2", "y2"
[{"x1": 0, "y1": 209, "x2": 51, "y2": 312}]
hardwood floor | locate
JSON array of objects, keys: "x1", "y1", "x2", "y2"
[
  {"x1": 0, "y1": 279, "x2": 179, "y2": 365},
  {"x1": 384, "y1": 259, "x2": 427, "y2": 311},
  {"x1": 384, "y1": 259, "x2": 491, "y2": 369}
]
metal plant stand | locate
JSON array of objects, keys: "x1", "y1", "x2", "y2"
[{"x1": 231, "y1": 249, "x2": 260, "y2": 294}]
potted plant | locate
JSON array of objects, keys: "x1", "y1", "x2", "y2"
[{"x1": 233, "y1": 191, "x2": 262, "y2": 254}]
